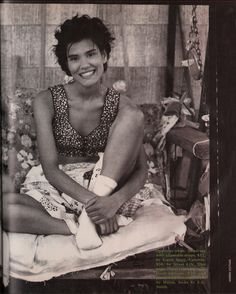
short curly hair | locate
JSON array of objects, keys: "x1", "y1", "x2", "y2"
[{"x1": 53, "y1": 14, "x2": 115, "y2": 76}]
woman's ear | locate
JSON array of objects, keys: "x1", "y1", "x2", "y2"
[{"x1": 102, "y1": 51, "x2": 107, "y2": 63}]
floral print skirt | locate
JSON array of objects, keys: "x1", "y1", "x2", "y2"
[{"x1": 20, "y1": 154, "x2": 163, "y2": 220}]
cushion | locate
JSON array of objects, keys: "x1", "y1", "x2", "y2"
[{"x1": 7, "y1": 200, "x2": 186, "y2": 282}]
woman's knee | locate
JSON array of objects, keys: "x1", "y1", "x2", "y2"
[
  {"x1": 111, "y1": 104, "x2": 144, "y2": 136},
  {"x1": 3, "y1": 192, "x2": 42, "y2": 209},
  {"x1": 121, "y1": 106, "x2": 144, "y2": 131},
  {"x1": 131, "y1": 107, "x2": 144, "y2": 128},
  {"x1": 2, "y1": 192, "x2": 20, "y2": 207},
  {"x1": 2, "y1": 193, "x2": 19, "y2": 223},
  {"x1": 2, "y1": 203, "x2": 24, "y2": 232}
]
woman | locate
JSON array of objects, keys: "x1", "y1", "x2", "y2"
[{"x1": 3, "y1": 15, "x2": 148, "y2": 248}]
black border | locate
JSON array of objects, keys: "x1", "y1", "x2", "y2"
[
  {"x1": 214, "y1": 4, "x2": 236, "y2": 294},
  {"x1": 0, "y1": 0, "x2": 236, "y2": 4},
  {"x1": 1, "y1": 1, "x2": 236, "y2": 293}
]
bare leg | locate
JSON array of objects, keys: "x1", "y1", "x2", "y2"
[
  {"x1": 101, "y1": 107, "x2": 144, "y2": 183},
  {"x1": 3, "y1": 193, "x2": 70, "y2": 235}
]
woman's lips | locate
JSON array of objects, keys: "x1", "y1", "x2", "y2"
[{"x1": 79, "y1": 70, "x2": 95, "y2": 78}]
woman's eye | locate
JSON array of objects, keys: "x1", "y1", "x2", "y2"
[
  {"x1": 68, "y1": 56, "x2": 78, "y2": 62},
  {"x1": 87, "y1": 52, "x2": 96, "y2": 57}
]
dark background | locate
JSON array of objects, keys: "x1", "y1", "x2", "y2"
[{"x1": 210, "y1": 3, "x2": 236, "y2": 294}]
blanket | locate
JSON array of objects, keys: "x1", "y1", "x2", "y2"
[{"x1": 7, "y1": 200, "x2": 186, "y2": 282}]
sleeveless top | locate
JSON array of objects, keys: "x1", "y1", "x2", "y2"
[{"x1": 49, "y1": 84, "x2": 120, "y2": 158}]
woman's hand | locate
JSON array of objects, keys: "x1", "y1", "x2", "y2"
[
  {"x1": 97, "y1": 216, "x2": 119, "y2": 235},
  {"x1": 85, "y1": 195, "x2": 119, "y2": 224}
]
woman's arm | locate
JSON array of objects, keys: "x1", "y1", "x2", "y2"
[{"x1": 33, "y1": 91, "x2": 96, "y2": 205}]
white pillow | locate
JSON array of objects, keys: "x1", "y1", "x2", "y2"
[{"x1": 7, "y1": 200, "x2": 186, "y2": 282}]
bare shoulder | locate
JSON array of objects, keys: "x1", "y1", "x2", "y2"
[
  {"x1": 118, "y1": 94, "x2": 144, "y2": 120},
  {"x1": 33, "y1": 89, "x2": 54, "y2": 118}
]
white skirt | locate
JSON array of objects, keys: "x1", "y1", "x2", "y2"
[{"x1": 20, "y1": 153, "x2": 162, "y2": 220}]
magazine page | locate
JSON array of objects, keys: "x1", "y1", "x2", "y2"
[{"x1": 1, "y1": 1, "x2": 235, "y2": 294}]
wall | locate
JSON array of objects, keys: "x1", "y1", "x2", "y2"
[{"x1": 1, "y1": 3, "x2": 208, "y2": 107}]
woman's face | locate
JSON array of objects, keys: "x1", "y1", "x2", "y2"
[{"x1": 67, "y1": 39, "x2": 107, "y2": 88}]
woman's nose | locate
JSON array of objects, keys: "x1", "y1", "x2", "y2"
[{"x1": 79, "y1": 56, "x2": 90, "y2": 68}]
